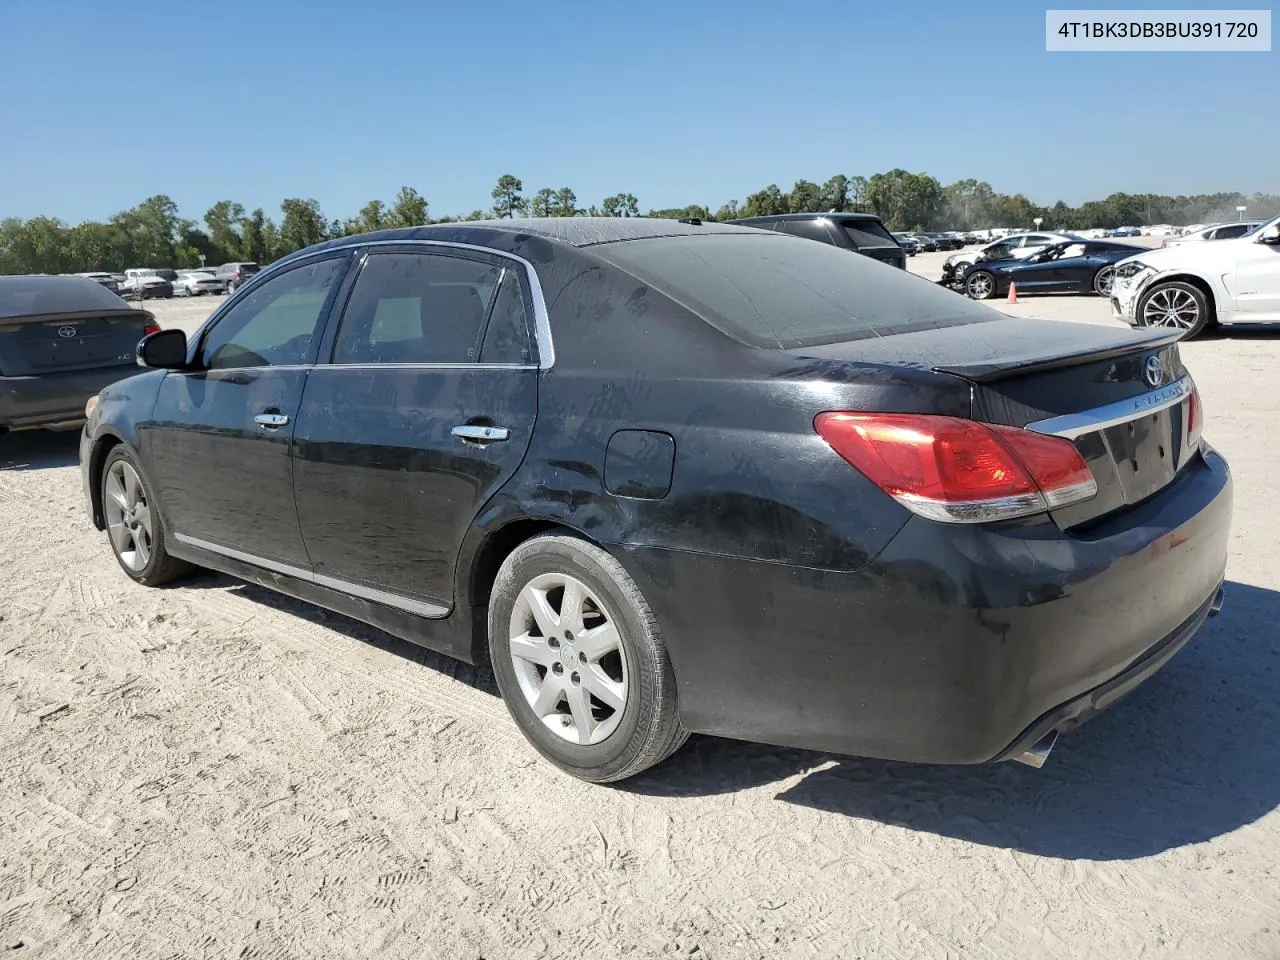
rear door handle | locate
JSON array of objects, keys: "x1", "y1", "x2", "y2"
[
  {"x1": 255, "y1": 413, "x2": 290, "y2": 428},
  {"x1": 451, "y1": 424, "x2": 509, "y2": 443}
]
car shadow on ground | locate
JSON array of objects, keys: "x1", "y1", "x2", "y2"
[
  {"x1": 628, "y1": 579, "x2": 1280, "y2": 861},
  {"x1": 174, "y1": 563, "x2": 1278, "y2": 861},
  {"x1": 1201, "y1": 324, "x2": 1280, "y2": 341},
  {"x1": 0, "y1": 427, "x2": 82, "y2": 471},
  {"x1": 181, "y1": 572, "x2": 499, "y2": 696}
]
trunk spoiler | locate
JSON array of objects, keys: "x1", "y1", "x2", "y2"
[
  {"x1": 0, "y1": 307, "x2": 155, "y2": 327},
  {"x1": 930, "y1": 326, "x2": 1183, "y2": 383}
]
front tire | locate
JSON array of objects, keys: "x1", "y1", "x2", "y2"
[
  {"x1": 1092, "y1": 265, "x2": 1115, "y2": 297},
  {"x1": 488, "y1": 534, "x2": 687, "y2": 783},
  {"x1": 101, "y1": 447, "x2": 194, "y2": 586},
  {"x1": 1138, "y1": 280, "x2": 1211, "y2": 337},
  {"x1": 965, "y1": 270, "x2": 998, "y2": 300}
]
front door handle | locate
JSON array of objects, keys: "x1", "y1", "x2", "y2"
[
  {"x1": 255, "y1": 413, "x2": 290, "y2": 429},
  {"x1": 451, "y1": 424, "x2": 509, "y2": 443}
]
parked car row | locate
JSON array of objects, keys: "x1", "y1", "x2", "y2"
[{"x1": 62, "y1": 262, "x2": 262, "y2": 301}]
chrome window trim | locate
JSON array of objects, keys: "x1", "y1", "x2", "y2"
[
  {"x1": 1025, "y1": 375, "x2": 1193, "y2": 439},
  {"x1": 322, "y1": 238, "x2": 555, "y2": 370},
  {"x1": 173, "y1": 533, "x2": 450, "y2": 619},
  {"x1": 311, "y1": 363, "x2": 538, "y2": 372},
  {"x1": 195, "y1": 239, "x2": 556, "y2": 371}
]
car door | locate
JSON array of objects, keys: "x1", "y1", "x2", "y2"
[
  {"x1": 291, "y1": 245, "x2": 540, "y2": 615},
  {"x1": 143, "y1": 253, "x2": 352, "y2": 568},
  {"x1": 1230, "y1": 227, "x2": 1280, "y2": 321},
  {"x1": 1035, "y1": 242, "x2": 1095, "y2": 291}
]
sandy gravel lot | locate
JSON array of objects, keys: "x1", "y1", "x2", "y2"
[{"x1": 2, "y1": 252, "x2": 1279, "y2": 959}]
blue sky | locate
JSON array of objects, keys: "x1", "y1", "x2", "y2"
[{"x1": 0, "y1": 0, "x2": 1274, "y2": 224}]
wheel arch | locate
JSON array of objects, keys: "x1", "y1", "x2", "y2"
[
  {"x1": 459, "y1": 515, "x2": 608, "y2": 664},
  {"x1": 86, "y1": 431, "x2": 126, "y2": 530}
]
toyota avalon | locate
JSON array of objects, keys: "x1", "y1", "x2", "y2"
[{"x1": 79, "y1": 218, "x2": 1232, "y2": 783}]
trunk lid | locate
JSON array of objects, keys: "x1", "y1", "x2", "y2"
[
  {"x1": 0, "y1": 309, "x2": 152, "y2": 376},
  {"x1": 794, "y1": 317, "x2": 1198, "y2": 529}
]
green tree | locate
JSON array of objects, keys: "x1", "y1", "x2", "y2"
[
  {"x1": 819, "y1": 175, "x2": 850, "y2": 212},
  {"x1": 787, "y1": 179, "x2": 822, "y2": 213},
  {"x1": 386, "y1": 186, "x2": 429, "y2": 227},
  {"x1": 204, "y1": 201, "x2": 246, "y2": 261},
  {"x1": 530, "y1": 188, "x2": 555, "y2": 218},
  {"x1": 241, "y1": 209, "x2": 269, "y2": 264},
  {"x1": 864, "y1": 169, "x2": 944, "y2": 230},
  {"x1": 847, "y1": 176, "x2": 868, "y2": 212},
  {"x1": 714, "y1": 200, "x2": 741, "y2": 221},
  {"x1": 278, "y1": 198, "x2": 328, "y2": 254},
  {"x1": 491, "y1": 174, "x2": 527, "y2": 218},
  {"x1": 742, "y1": 184, "x2": 788, "y2": 217},
  {"x1": 552, "y1": 187, "x2": 581, "y2": 217},
  {"x1": 602, "y1": 193, "x2": 639, "y2": 217}
]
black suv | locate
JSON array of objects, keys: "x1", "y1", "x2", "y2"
[{"x1": 727, "y1": 213, "x2": 907, "y2": 269}]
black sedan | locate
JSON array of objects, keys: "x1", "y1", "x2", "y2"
[
  {"x1": 945, "y1": 239, "x2": 1146, "y2": 300},
  {"x1": 1, "y1": 275, "x2": 159, "y2": 434},
  {"x1": 80, "y1": 218, "x2": 1230, "y2": 783}
]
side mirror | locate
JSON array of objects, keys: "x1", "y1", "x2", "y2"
[
  {"x1": 1260, "y1": 226, "x2": 1280, "y2": 245},
  {"x1": 137, "y1": 328, "x2": 189, "y2": 369}
]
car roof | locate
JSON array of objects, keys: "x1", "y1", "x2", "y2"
[
  {"x1": 314, "y1": 218, "x2": 766, "y2": 253},
  {"x1": 727, "y1": 212, "x2": 884, "y2": 225},
  {"x1": 0, "y1": 274, "x2": 135, "y2": 319}
]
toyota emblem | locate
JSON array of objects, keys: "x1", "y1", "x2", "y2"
[
  {"x1": 57, "y1": 325, "x2": 77, "y2": 339},
  {"x1": 1143, "y1": 355, "x2": 1163, "y2": 388}
]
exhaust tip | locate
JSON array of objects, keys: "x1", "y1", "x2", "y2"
[
  {"x1": 1209, "y1": 586, "x2": 1225, "y2": 618},
  {"x1": 1013, "y1": 731, "x2": 1058, "y2": 769}
]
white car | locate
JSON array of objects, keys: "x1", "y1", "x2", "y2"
[
  {"x1": 1161, "y1": 221, "x2": 1264, "y2": 248},
  {"x1": 174, "y1": 270, "x2": 227, "y2": 296},
  {"x1": 120, "y1": 269, "x2": 172, "y2": 299},
  {"x1": 1111, "y1": 214, "x2": 1280, "y2": 336},
  {"x1": 943, "y1": 231, "x2": 1076, "y2": 273}
]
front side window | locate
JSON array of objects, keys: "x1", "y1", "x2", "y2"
[
  {"x1": 333, "y1": 252, "x2": 507, "y2": 364},
  {"x1": 199, "y1": 257, "x2": 346, "y2": 370}
]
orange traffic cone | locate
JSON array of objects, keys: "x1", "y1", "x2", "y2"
[{"x1": 1007, "y1": 282, "x2": 1018, "y2": 304}]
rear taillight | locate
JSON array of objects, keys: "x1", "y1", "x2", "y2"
[
  {"x1": 1187, "y1": 386, "x2": 1203, "y2": 449},
  {"x1": 814, "y1": 412, "x2": 1098, "y2": 524},
  {"x1": 143, "y1": 323, "x2": 161, "y2": 336}
]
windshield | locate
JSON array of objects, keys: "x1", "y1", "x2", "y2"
[{"x1": 594, "y1": 233, "x2": 998, "y2": 349}]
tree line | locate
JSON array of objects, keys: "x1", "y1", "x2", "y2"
[{"x1": 3, "y1": 171, "x2": 1277, "y2": 276}]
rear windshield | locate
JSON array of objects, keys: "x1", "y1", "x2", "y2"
[
  {"x1": 241, "y1": 263, "x2": 261, "y2": 274},
  {"x1": 594, "y1": 233, "x2": 998, "y2": 349},
  {"x1": 841, "y1": 220, "x2": 897, "y2": 248}
]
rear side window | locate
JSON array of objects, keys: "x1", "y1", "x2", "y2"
[
  {"x1": 595, "y1": 233, "x2": 997, "y2": 349},
  {"x1": 479, "y1": 267, "x2": 534, "y2": 364},
  {"x1": 333, "y1": 252, "x2": 502, "y2": 364},
  {"x1": 1212, "y1": 224, "x2": 1248, "y2": 240}
]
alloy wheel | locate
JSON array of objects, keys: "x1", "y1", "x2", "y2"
[
  {"x1": 507, "y1": 573, "x2": 629, "y2": 745},
  {"x1": 1095, "y1": 267, "x2": 1115, "y2": 296},
  {"x1": 103, "y1": 460, "x2": 152, "y2": 571},
  {"x1": 966, "y1": 272, "x2": 994, "y2": 299},
  {"x1": 1143, "y1": 287, "x2": 1199, "y2": 328}
]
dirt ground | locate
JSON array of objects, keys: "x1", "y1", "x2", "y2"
[{"x1": 2, "y1": 250, "x2": 1279, "y2": 959}]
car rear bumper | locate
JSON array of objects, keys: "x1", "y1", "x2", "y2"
[
  {"x1": 1, "y1": 366, "x2": 137, "y2": 431},
  {"x1": 615, "y1": 448, "x2": 1232, "y2": 765}
]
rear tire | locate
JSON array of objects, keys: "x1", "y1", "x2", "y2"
[
  {"x1": 101, "y1": 447, "x2": 194, "y2": 587},
  {"x1": 488, "y1": 534, "x2": 687, "y2": 783}
]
